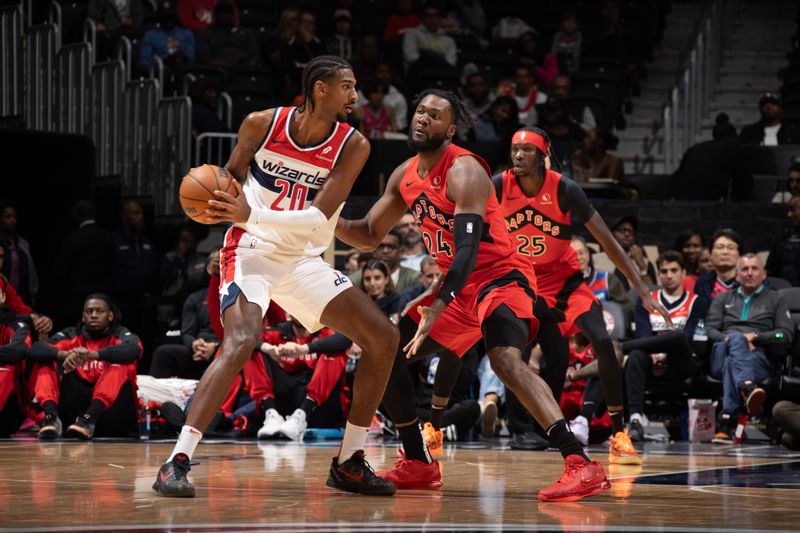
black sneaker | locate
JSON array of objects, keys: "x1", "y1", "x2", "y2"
[
  {"x1": 38, "y1": 413, "x2": 62, "y2": 440},
  {"x1": 160, "y1": 401, "x2": 186, "y2": 429},
  {"x1": 66, "y1": 414, "x2": 95, "y2": 440},
  {"x1": 326, "y1": 450, "x2": 396, "y2": 496},
  {"x1": 153, "y1": 453, "x2": 196, "y2": 498},
  {"x1": 509, "y1": 431, "x2": 549, "y2": 451}
]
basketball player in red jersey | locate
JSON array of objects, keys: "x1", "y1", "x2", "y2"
[
  {"x1": 153, "y1": 56, "x2": 398, "y2": 497},
  {"x1": 336, "y1": 90, "x2": 611, "y2": 502}
]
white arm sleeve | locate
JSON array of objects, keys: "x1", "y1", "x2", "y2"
[{"x1": 247, "y1": 205, "x2": 328, "y2": 231}]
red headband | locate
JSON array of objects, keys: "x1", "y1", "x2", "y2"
[{"x1": 511, "y1": 130, "x2": 548, "y2": 155}]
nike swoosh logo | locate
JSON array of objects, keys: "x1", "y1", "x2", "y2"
[
  {"x1": 405, "y1": 182, "x2": 414, "y2": 187},
  {"x1": 272, "y1": 138, "x2": 287, "y2": 144},
  {"x1": 337, "y1": 467, "x2": 364, "y2": 483},
  {"x1": 581, "y1": 469, "x2": 600, "y2": 484},
  {"x1": 159, "y1": 470, "x2": 171, "y2": 483},
  {"x1": 725, "y1": 304, "x2": 734, "y2": 309}
]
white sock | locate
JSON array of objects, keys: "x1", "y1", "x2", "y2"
[
  {"x1": 338, "y1": 421, "x2": 369, "y2": 462},
  {"x1": 167, "y1": 425, "x2": 202, "y2": 463}
]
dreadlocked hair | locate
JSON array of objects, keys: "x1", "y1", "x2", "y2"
[
  {"x1": 517, "y1": 126, "x2": 552, "y2": 175},
  {"x1": 299, "y1": 55, "x2": 352, "y2": 113},
  {"x1": 412, "y1": 88, "x2": 474, "y2": 129}
]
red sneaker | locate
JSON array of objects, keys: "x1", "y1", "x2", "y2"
[
  {"x1": 538, "y1": 455, "x2": 611, "y2": 502},
  {"x1": 375, "y1": 450, "x2": 442, "y2": 490}
]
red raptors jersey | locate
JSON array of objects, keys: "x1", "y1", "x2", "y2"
[
  {"x1": 399, "y1": 145, "x2": 530, "y2": 281},
  {"x1": 499, "y1": 169, "x2": 578, "y2": 273},
  {"x1": 648, "y1": 290, "x2": 698, "y2": 332}
]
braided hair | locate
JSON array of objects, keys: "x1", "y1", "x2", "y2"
[
  {"x1": 411, "y1": 88, "x2": 474, "y2": 129},
  {"x1": 298, "y1": 55, "x2": 353, "y2": 113}
]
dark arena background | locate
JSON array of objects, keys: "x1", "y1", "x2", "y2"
[{"x1": 2, "y1": 0, "x2": 800, "y2": 531}]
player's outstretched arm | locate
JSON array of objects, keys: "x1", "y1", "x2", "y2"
[
  {"x1": 335, "y1": 160, "x2": 411, "y2": 250},
  {"x1": 585, "y1": 213, "x2": 673, "y2": 327}
]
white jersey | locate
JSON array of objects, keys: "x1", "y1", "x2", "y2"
[{"x1": 238, "y1": 106, "x2": 356, "y2": 257}]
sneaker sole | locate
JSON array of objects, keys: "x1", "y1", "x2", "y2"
[
  {"x1": 482, "y1": 402, "x2": 497, "y2": 438},
  {"x1": 609, "y1": 454, "x2": 642, "y2": 466},
  {"x1": 152, "y1": 482, "x2": 196, "y2": 498},
  {"x1": 325, "y1": 476, "x2": 397, "y2": 496},
  {"x1": 538, "y1": 479, "x2": 612, "y2": 502},
  {"x1": 428, "y1": 445, "x2": 443, "y2": 458},
  {"x1": 387, "y1": 479, "x2": 443, "y2": 490},
  {"x1": 160, "y1": 403, "x2": 186, "y2": 428},
  {"x1": 746, "y1": 389, "x2": 766, "y2": 416},
  {"x1": 257, "y1": 431, "x2": 280, "y2": 440},
  {"x1": 37, "y1": 428, "x2": 60, "y2": 440},
  {"x1": 65, "y1": 426, "x2": 92, "y2": 440}
]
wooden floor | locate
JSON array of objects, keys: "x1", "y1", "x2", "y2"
[{"x1": 1, "y1": 438, "x2": 799, "y2": 532}]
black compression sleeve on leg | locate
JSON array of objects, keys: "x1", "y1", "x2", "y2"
[
  {"x1": 576, "y1": 303, "x2": 624, "y2": 410},
  {"x1": 437, "y1": 213, "x2": 483, "y2": 304}
]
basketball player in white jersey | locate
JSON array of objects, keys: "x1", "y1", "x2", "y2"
[{"x1": 153, "y1": 56, "x2": 399, "y2": 497}]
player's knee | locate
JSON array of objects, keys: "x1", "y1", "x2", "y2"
[
  {"x1": 362, "y1": 322, "x2": 400, "y2": 359},
  {"x1": 220, "y1": 330, "x2": 261, "y2": 365},
  {"x1": 488, "y1": 349, "x2": 519, "y2": 384}
]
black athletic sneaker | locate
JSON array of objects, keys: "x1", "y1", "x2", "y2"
[
  {"x1": 38, "y1": 413, "x2": 62, "y2": 440},
  {"x1": 326, "y1": 450, "x2": 396, "y2": 496},
  {"x1": 153, "y1": 453, "x2": 196, "y2": 498},
  {"x1": 160, "y1": 401, "x2": 186, "y2": 429},
  {"x1": 66, "y1": 414, "x2": 95, "y2": 440}
]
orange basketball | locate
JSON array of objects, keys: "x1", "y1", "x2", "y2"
[{"x1": 179, "y1": 164, "x2": 238, "y2": 224}]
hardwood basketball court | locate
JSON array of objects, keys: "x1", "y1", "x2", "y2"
[{"x1": 0, "y1": 438, "x2": 798, "y2": 532}]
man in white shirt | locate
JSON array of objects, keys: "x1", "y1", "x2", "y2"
[{"x1": 402, "y1": 4, "x2": 457, "y2": 71}]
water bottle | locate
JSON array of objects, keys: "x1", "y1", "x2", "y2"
[
  {"x1": 693, "y1": 318, "x2": 707, "y2": 342},
  {"x1": 139, "y1": 402, "x2": 151, "y2": 441}
]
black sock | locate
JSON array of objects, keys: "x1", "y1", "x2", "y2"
[
  {"x1": 43, "y1": 401, "x2": 58, "y2": 418},
  {"x1": 547, "y1": 420, "x2": 590, "y2": 461},
  {"x1": 261, "y1": 397, "x2": 276, "y2": 413},
  {"x1": 398, "y1": 421, "x2": 432, "y2": 464},
  {"x1": 84, "y1": 399, "x2": 106, "y2": 422},
  {"x1": 429, "y1": 405, "x2": 446, "y2": 430},
  {"x1": 609, "y1": 410, "x2": 625, "y2": 434},
  {"x1": 580, "y1": 401, "x2": 596, "y2": 421},
  {"x1": 300, "y1": 397, "x2": 317, "y2": 416}
]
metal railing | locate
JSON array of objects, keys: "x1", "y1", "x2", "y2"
[
  {"x1": 24, "y1": 23, "x2": 58, "y2": 131},
  {"x1": 92, "y1": 60, "x2": 125, "y2": 177},
  {"x1": 662, "y1": 0, "x2": 737, "y2": 173},
  {"x1": 0, "y1": 5, "x2": 23, "y2": 120},
  {"x1": 56, "y1": 42, "x2": 93, "y2": 135},
  {"x1": 156, "y1": 96, "x2": 192, "y2": 216},
  {"x1": 123, "y1": 79, "x2": 160, "y2": 198},
  {"x1": 195, "y1": 132, "x2": 237, "y2": 168}
]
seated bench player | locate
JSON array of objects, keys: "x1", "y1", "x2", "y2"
[
  {"x1": 0, "y1": 304, "x2": 31, "y2": 437},
  {"x1": 28, "y1": 294, "x2": 142, "y2": 440}
]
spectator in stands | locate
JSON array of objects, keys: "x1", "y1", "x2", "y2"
[
  {"x1": 773, "y1": 161, "x2": 800, "y2": 203},
  {"x1": 691, "y1": 228, "x2": 742, "y2": 338},
  {"x1": 138, "y1": 2, "x2": 195, "y2": 75},
  {"x1": 739, "y1": 92, "x2": 800, "y2": 146},
  {"x1": 583, "y1": 0, "x2": 641, "y2": 97},
  {"x1": 343, "y1": 249, "x2": 360, "y2": 276},
  {"x1": 359, "y1": 260, "x2": 402, "y2": 322},
  {"x1": 623, "y1": 251, "x2": 702, "y2": 441},
  {"x1": 357, "y1": 61, "x2": 408, "y2": 131},
  {"x1": 498, "y1": 64, "x2": 548, "y2": 127},
  {"x1": 551, "y1": 10, "x2": 582, "y2": 75},
  {"x1": 262, "y1": 6, "x2": 299, "y2": 74},
  {"x1": 149, "y1": 249, "x2": 220, "y2": 379},
  {"x1": 0, "y1": 242, "x2": 51, "y2": 340},
  {"x1": 398, "y1": 255, "x2": 441, "y2": 312},
  {"x1": 516, "y1": 30, "x2": 558, "y2": 89},
  {"x1": 254, "y1": 316, "x2": 352, "y2": 440},
  {"x1": 383, "y1": 0, "x2": 420, "y2": 43},
  {"x1": 491, "y1": 15, "x2": 533, "y2": 39},
  {"x1": 397, "y1": 214, "x2": 426, "y2": 272},
  {"x1": 111, "y1": 198, "x2": 159, "y2": 354},
  {"x1": 351, "y1": 34, "x2": 382, "y2": 88},
  {"x1": 0, "y1": 310, "x2": 29, "y2": 437},
  {"x1": 54, "y1": 200, "x2": 114, "y2": 327},
  {"x1": 0, "y1": 201, "x2": 37, "y2": 306},
  {"x1": 196, "y1": 0, "x2": 260, "y2": 69},
  {"x1": 348, "y1": 230, "x2": 420, "y2": 292},
  {"x1": 88, "y1": 0, "x2": 143, "y2": 47},
  {"x1": 353, "y1": 81, "x2": 397, "y2": 139},
  {"x1": 178, "y1": 0, "x2": 239, "y2": 33},
  {"x1": 441, "y1": 0, "x2": 486, "y2": 38},
  {"x1": 537, "y1": 98, "x2": 586, "y2": 144},
  {"x1": 706, "y1": 254, "x2": 793, "y2": 443},
  {"x1": 570, "y1": 128, "x2": 624, "y2": 183},
  {"x1": 460, "y1": 69, "x2": 496, "y2": 129},
  {"x1": 29, "y1": 294, "x2": 142, "y2": 440},
  {"x1": 188, "y1": 78, "x2": 228, "y2": 136},
  {"x1": 281, "y1": 10, "x2": 325, "y2": 92},
  {"x1": 674, "y1": 230, "x2": 706, "y2": 277},
  {"x1": 549, "y1": 74, "x2": 596, "y2": 131},
  {"x1": 773, "y1": 400, "x2": 800, "y2": 450},
  {"x1": 471, "y1": 95, "x2": 519, "y2": 144},
  {"x1": 698, "y1": 248, "x2": 714, "y2": 275},
  {"x1": 571, "y1": 236, "x2": 630, "y2": 308},
  {"x1": 402, "y1": 4, "x2": 458, "y2": 72},
  {"x1": 766, "y1": 196, "x2": 800, "y2": 286},
  {"x1": 671, "y1": 113, "x2": 752, "y2": 201},
  {"x1": 159, "y1": 224, "x2": 208, "y2": 327},
  {"x1": 326, "y1": 9, "x2": 356, "y2": 62},
  {"x1": 608, "y1": 216, "x2": 656, "y2": 290}
]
